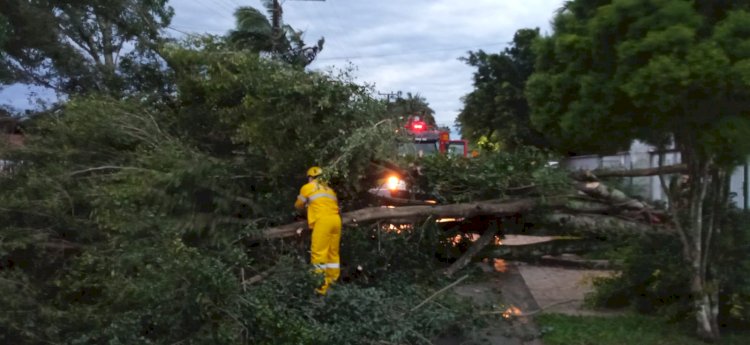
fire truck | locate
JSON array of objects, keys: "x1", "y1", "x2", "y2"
[
  {"x1": 398, "y1": 116, "x2": 468, "y2": 158},
  {"x1": 368, "y1": 115, "x2": 470, "y2": 204}
]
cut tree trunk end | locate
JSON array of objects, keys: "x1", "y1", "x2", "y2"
[{"x1": 482, "y1": 237, "x2": 603, "y2": 261}]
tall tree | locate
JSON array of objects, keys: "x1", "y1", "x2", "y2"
[
  {"x1": 0, "y1": 14, "x2": 10, "y2": 84},
  {"x1": 227, "y1": 1, "x2": 324, "y2": 67},
  {"x1": 0, "y1": 0, "x2": 173, "y2": 95},
  {"x1": 457, "y1": 28, "x2": 550, "y2": 150},
  {"x1": 386, "y1": 92, "x2": 437, "y2": 126},
  {"x1": 526, "y1": 0, "x2": 750, "y2": 340},
  {"x1": 0, "y1": 37, "x2": 401, "y2": 344}
]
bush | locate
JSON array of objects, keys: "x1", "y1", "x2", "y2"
[
  {"x1": 0, "y1": 39, "x2": 478, "y2": 344},
  {"x1": 587, "y1": 209, "x2": 750, "y2": 329},
  {"x1": 413, "y1": 146, "x2": 568, "y2": 203},
  {"x1": 586, "y1": 233, "x2": 692, "y2": 320},
  {"x1": 715, "y1": 209, "x2": 750, "y2": 327}
]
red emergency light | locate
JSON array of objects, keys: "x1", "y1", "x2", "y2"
[{"x1": 411, "y1": 121, "x2": 426, "y2": 131}]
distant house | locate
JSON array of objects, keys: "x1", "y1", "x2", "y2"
[
  {"x1": 561, "y1": 140, "x2": 750, "y2": 209},
  {"x1": 1, "y1": 133, "x2": 24, "y2": 147},
  {"x1": 1, "y1": 112, "x2": 24, "y2": 144}
]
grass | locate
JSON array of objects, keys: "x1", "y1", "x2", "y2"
[{"x1": 536, "y1": 313, "x2": 750, "y2": 345}]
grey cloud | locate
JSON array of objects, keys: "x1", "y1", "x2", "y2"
[{"x1": 1, "y1": 0, "x2": 566, "y2": 130}]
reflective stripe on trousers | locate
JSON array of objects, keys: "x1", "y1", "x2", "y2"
[
  {"x1": 313, "y1": 263, "x2": 340, "y2": 270},
  {"x1": 310, "y1": 214, "x2": 342, "y2": 295}
]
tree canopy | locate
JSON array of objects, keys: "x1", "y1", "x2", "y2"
[
  {"x1": 4, "y1": 1, "x2": 750, "y2": 343},
  {"x1": 457, "y1": 28, "x2": 550, "y2": 150},
  {"x1": 227, "y1": 1, "x2": 324, "y2": 67},
  {"x1": 525, "y1": 0, "x2": 750, "y2": 339},
  {"x1": 0, "y1": 34, "x2": 467, "y2": 343},
  {"x1": 0, "y1": 14, "x2": 10, "y2": 84},
  {"x1": 385, "y1": 92, "x2": 438, "y2": 126},
  {"x1": 527, "y1": 0, "x2": 750, "y2": 159},
  {"x1": 0, "y1": 0, "x2": 174, "y2": 95}
]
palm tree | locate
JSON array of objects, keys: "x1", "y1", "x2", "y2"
[
  {"x1": 387, "y1": 92, "x2": 437, "y2": 126},
  {"x1": 227, "y1": 1, "x2": 324, "y2": 67}
]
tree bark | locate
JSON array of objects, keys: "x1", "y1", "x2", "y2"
[
  {"x1": 481, "y1": 237, "x2": 602, "y2": 261},
  {"x1": 260, "y1": 198, "x2": 538, "y2": 239},
  {"x1": 443, "y1": 220, "x2": 499, "y2": 277},
  {"x1": 250, "y1": 198, "x2": 668, "y2": 241},
  {"x1": 587, "y1": 164, "x2": 688, "y2": 178},
  {"x1": 573, "y1": 181, "x2": 651, "y2": 211},
  {"x1": 544, "y1": 213, "x2": 668, "y2": 236},
  {"x1": 659, "y1": 144, "x2": 721, "y2": 341},
  {"x1": 688, "y1": 160, "x2": 721, "y2": 341}
]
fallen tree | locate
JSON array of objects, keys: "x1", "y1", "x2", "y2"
[
  {"x1": 246, "y1": 165, "x2": 679, "y2": 276},
  {"x1": 587, "y1": 164, "x2": 687, "y2": 178},
  {"x1": 256, "y1": 165, "x2": 679, "y2": 238},
  {"x1": 259, "y1": 198, "x2": 538, "y2": 239}
]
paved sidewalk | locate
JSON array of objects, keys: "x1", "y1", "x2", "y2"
[
  {"x1": 439, "y1": 261, "x2": 544, "y2": 345},
  {"x1": 516, "y1": 262, "x2": 619, "y2": 316},
  {"x1": 438, "y1": 235, "x2": 622, "y2": 344},
  {"x1": 500, "y1": 235, "x2": 620, "y2": 316}
]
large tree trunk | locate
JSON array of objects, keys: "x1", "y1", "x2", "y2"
[
  {"x1": 585, "y1": 164, "x2": 688, "y2": 178},
  {"x1": 688, "y1": 163, "x2": 722, "y2": 341},
  {"x1": 482, "y1": 237, "x2": 602, "y2": 260},
  {"x1": 543, "y1": 213, "x2": 667, "y2": 236},
  {"x1": 660, "y1": 147, "x2": 724, "y2": 341},
  {"x1": 259, "y1": 198, "x2": 538, "y2": 239}
]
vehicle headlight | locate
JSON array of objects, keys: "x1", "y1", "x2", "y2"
[{"x1": 386, "y1": 175, "x2": 401, "y2": 191}]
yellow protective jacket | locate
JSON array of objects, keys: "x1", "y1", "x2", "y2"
[{"x1": 294, "y1": 179, "x2": 340, "y2": 227}]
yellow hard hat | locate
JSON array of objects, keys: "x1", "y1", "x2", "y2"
[{"x1": 307, "y1": 166, "x2": 323, "y2": 178}]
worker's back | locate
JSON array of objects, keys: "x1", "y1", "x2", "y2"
[{"x1": 299, "y1": 180, "x2": 339, "y2": 226}]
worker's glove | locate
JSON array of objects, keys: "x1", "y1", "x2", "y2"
[{"x1": 293, "y1": 213, "x2": 305, "y2": 221}]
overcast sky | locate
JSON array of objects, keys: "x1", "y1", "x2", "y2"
[
  {"x1": 3, "y1": 0, "x2": 565, "y2": 132},
  {"x1": 171, "y1": 0, "x2": 565, "y2": 129}
]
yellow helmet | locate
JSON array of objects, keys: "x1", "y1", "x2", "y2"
[{"x1": 307, "y1": 166, "x2": 323, "y2": 178}]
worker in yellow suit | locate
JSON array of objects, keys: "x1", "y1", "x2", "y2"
[{"x1": 294, "y1": 166, "x2": 342, "y2": 295}]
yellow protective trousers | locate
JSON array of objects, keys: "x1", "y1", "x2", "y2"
[{"x1": 311, "y1": 214, "x2": 342, "y2": 295}]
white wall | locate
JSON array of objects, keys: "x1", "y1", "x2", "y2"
[{"x1": 561, "y1": 140, "x2": 749, "y2": 208}]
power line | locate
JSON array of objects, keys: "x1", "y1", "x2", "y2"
[
  {"x1": 170, "y1": 24, "x2": 227, "y2": 34},
  {"x1": 192, "y1": 0, "x2": 234, "y2": 21},
  {"x1": 216, "y1": 0, "x2": 240, "y2": 13},
  {"x1": 210, "y1": 0, "x2": 236, "y2": 14},
  {"x1": 316, "y1": 41, "x2": 509, "y2": 61},
  {"x1": 166, "y1": 26, "x2": 194, "y2": 36}
]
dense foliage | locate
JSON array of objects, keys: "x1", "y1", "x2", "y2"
[
  {"x1": 0, "y1": 13, "x2": 9, "y2": 84},
  {"x1": 385, "y1": 92, "x2": 438, "y2": 126},
  {"x1": 525, "y1": 0, "x2": 750, "y2": 339},
  {"x1": 588, "y1": 209, "x2": 750, "y2": 328},
  {"x1": 227, "y1": 2, "x2": 324, "y2": 67},
  {"x1": 0, "y1": 0, "x2": 174, "y2": 95},
  {"x1": 5, "y1": 0, "x2": 749, "y2": 343},
  {"x1": 413, "y1": 147, "x2": 568, "y2": 203},
  {"x1": 0, "y1": 35, "x2": 484, "y2": 344},
  {"x1": 457, "y1": 28, "x2": 550, "y2": 150},
  {"x1": 527, "y1": 0, "x2": 750, "y2": 158}
]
